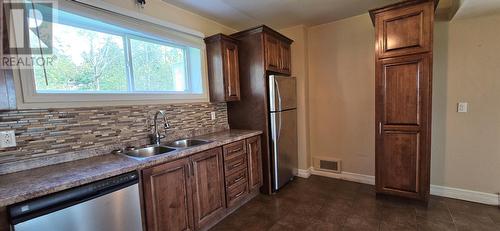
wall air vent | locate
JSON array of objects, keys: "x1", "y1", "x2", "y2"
[{"x1": 313, "y1": 157, "x2": 342, "y2": 173}]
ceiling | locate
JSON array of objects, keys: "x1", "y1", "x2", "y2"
[
  {"x1": 162, "y1": 0, "x2": 401, "y2": 30},
  {"x1": 454, "y1": 0, "x2": 500, "y2": 19},
  {"x1": 162, "y1": 0, "x2": 500, "y2": 31}
]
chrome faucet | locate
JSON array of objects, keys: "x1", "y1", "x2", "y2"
[{"x1": 150, "y1": 110, "x2": 170, "y2": 146}]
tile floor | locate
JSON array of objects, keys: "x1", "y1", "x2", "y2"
[{"x1": 210, "y1": 176, "x2": 500, "y2": 231}]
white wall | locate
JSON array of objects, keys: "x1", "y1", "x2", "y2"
[
  {"x1": 89, "y1": 0, "x2": 236, "y2": 36},
  {"x1": 431, "y1": 14, "x2": 500, "y2": 194},
  {"x1": 279, "y1": 25, "x2": 310, "y2": 170},
  {"x1": 307, "y1": 14, "x2": 376, "y2": 176}
]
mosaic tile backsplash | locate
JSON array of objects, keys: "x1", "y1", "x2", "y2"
[{"x1": 0, "y1": 103, "x2": 229, "y2": 174}]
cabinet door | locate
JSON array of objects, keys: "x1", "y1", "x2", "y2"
[
  {"x1": 222, "y1": 40, "x2": 240, "y2": 101},
  {"x1": 375, "y1": 2, "x2": 433, "y2": 58},
  {"x1": 279, "y1": 42, "x2": 291, "y2": 75},
  {"x1": 375, "y1": 54, "x2": 431, "y2": 201},
  {"x1": 0, "y1": 15, "x2": 16, "y2": 110},
  {"x1": 264, "y1": 34, "x2": 280, "y2": 72},
  {"x1": 142, "y1": 158, "x2": 194, "y2": 231},
  {"x1": 246, "y1": 136, "x2": 262, "y2": 191},
  {"x1": 190, "y1": 148, "x2": 226, "y2": 229}
]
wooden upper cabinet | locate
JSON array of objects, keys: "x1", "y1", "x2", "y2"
[
  {"x1": 264, "y1": 33, "x2": 292, "y2": 75},
  {"x1": 246, "y1": 136, "x2": 263, "y2": 191},
  {"x1": 0, "y1": 69, "x2": 16, "y2": 111},
  {"x1": 264, "y1": 34, "x2": 281, "y2": 72},
  {"x1": 232, "y1": 25, "x2": 292, "y2": 76},
  {"x1": 190, "y1": 148, "x2": 226, "y2": 230},
  {"x1": 142, "y1": 158, "x2": 194, "y2": 231},
  {"x1": 373, "y1": 1, "x2": 434, "y2": 58},
  {"x1": 205, "y1": 34, "x2": 240, "y2": 102},
  {"x1": 279, "y1": 42, "x2": 291, "y2": 75},
  {"x1": 223, "y1": 42, "x2": 240, "y2": 101},
  {"x1": 1, "y1": 10, "x2": 16, "y2": 111}
]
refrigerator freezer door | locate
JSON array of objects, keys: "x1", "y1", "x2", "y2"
[
  {"x1": 270, "y1": 109, "x2": 298, "y2": 191},
  {"x1": 269, "y1": 76, "x2": 297, "y2": 112}
]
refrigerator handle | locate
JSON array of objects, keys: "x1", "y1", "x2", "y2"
[
  {"x1": 274, "y1": 78, "x2": 283, "y2": 111},
  {"x1": 277, "y1": 111, "x2": 282, "y2": 141}
]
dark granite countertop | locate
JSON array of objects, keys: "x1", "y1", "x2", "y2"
[{"x1": 0, "y1": 129, "x2": 262, "y2": 207}]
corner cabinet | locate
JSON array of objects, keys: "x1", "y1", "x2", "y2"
[
  {"x1": 205, "y1": 34, "x2": 240, "y2": 102},
  {"x1": 141, "y1": 135, "x2": 262, "y2": 231},
  {"x1": 370, "y1": 0, "x2": 436, "y2": 202}
]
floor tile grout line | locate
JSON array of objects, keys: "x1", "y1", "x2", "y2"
[{"x1": 210, "y1": 176, "x2": 499, "y2": 231}]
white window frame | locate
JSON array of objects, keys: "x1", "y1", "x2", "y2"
[
  {"x1": 13, "y1": 0, "x2": 209, "y2": 109},
  {"x1": 125, "y1": 34, "x2": 193, "y2": 93}
]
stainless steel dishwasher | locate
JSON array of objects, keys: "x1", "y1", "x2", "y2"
[{"x1": 8, "y1": 171, "x2": 143, "y2": 231}]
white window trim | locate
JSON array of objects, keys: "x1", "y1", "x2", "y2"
[
  {"x1": 13, "y1": 54, "x2": 210, "y2": 109},
  {"x1": 13, "y1": 0, "x2": 210, "y2": 109}
]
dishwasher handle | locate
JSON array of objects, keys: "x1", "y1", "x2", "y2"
[{"x1": 9, "y1": 171, "x2": 139, "y2": 225}]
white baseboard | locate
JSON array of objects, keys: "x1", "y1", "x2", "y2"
[
  {"x1": 430, "y1": 185, "x2": 499, "y2": 206},
  {"x1": 306, "y1": 167, "x2": 499, "y2": 206},
  {"x1": 310, "y1": 168, "x2": 375, "y2": 185},
  {"x1": 296, "y1": 167, "x2": 312, "y2": 178}
]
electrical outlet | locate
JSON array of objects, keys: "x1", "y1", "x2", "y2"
[
  {"x1": 0, "y1": 130, "x2": 16, "y2": 148},
  {"x1": 457, "y1": 102, "x2": 468, "y2": 113},
  {"x1": 210, "y1": 112, "x2": 216, "y2": 120}
]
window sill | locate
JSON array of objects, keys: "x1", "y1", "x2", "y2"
[{"x1": 15, "y1": 96, "x2": 210, "y2": 109}]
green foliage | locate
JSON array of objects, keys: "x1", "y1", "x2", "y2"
[
  {"x1": 131, "y1": 38, "x2": 185, "y2": 92},
  {"x1": 33, "y1": 25, "x2": 186, "y2": 92}
]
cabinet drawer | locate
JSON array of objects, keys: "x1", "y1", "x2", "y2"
[
  {"x1": 223, "y1": 140, "x2": 246, "y2": 160},
  {"x1": 224, "y1": 153, "x2": 247, "y2": 176},
  {"x1": 226, "y1": 180, "x2": 248, "y2": 208},
  {"x1": 225, "y1": 168, "x2": 248, "y2": 190}
]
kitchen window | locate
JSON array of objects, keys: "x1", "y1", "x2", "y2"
[{"x1": 15, "y1": 1, "x2": 207, "y2": 107}]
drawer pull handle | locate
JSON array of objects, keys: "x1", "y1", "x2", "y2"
[
  {"x1": 232, "y1": 190, "x2": 245, "y2": 200},
  {"x1": 228, "y1": 147, "x2": 243, "y2": 154},
  {"x1": 230, "y1": 162, "x2": 243, "y2": 169},
  {"x1": 233, "y1": 175, "x2": 245, "y2": 184}
]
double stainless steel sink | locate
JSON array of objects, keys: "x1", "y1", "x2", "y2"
[
  {"x1": 120, "y1": 139, "x2": 211, "y2": 159},
  {"x1": 166, "y1": 139, "x2": 210, "y2": 148}
]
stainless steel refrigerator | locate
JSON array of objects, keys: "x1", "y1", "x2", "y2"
[{"x1": 269, "y1": 75, "x2": 298, "y2": 192}]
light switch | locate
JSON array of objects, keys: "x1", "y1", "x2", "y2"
[
  {"x1": 210, "y1": 111, "x2": 216, "y2": 120},
  {"x1": 0, "y1": 130, "x2": 16, "y2": 148},
  {"x1": 457, "y1": 102, "x2": 468, "y2": 113}
]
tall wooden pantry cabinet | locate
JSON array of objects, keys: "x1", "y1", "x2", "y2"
[{"x1": 369, "y1": 0, "x2": 438, "y2": 202}]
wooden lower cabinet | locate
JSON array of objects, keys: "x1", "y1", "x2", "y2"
[
  {"x1": 142, "y1": 136, "x2": 262, "y2": 231},
  {"x1": 191, "y1": 148, "x2": 226, "y2": 230},
  {"x1": 142, "y1": 158, "x2": 194, "y2": 231},
  {"x1": 246, "y1": 136, "x2": 263, "y2": 191}
]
